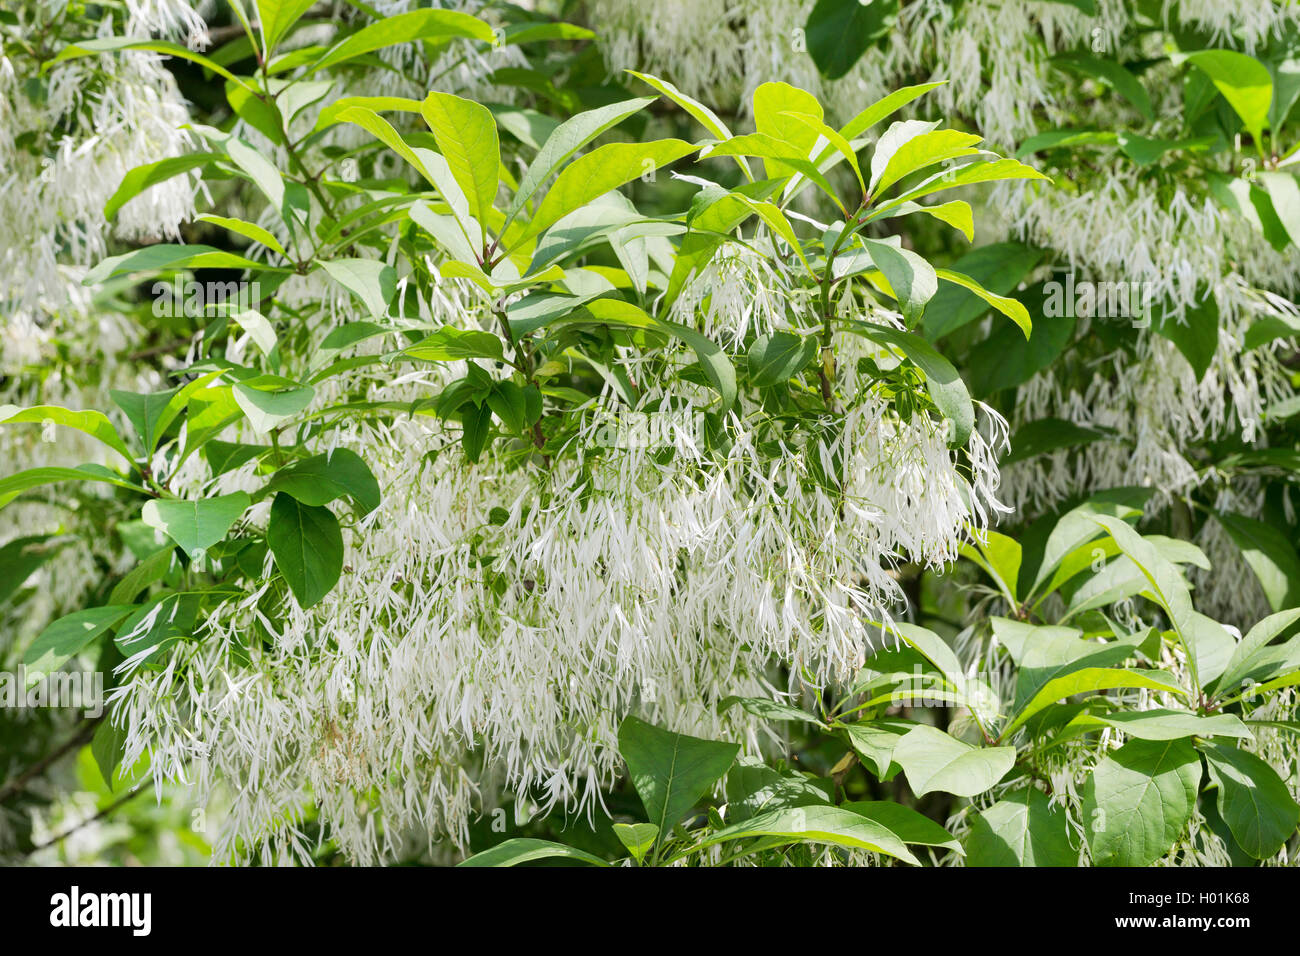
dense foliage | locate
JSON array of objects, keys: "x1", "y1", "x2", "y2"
[{"x1": 3, "y1": 0, "x2": 1300, "y2": 867}]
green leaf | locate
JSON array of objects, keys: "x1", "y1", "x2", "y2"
[
  {"x1": 617, "y1": 715, "x2": 739, "y2": 842},
  {"x1": 402, "y1": 326, "x2": 504, "y2": 363},
  {"x1": 839, "y1": 81, "x2": 946, "y2": 141},
  {"x1": 336, "y1": 107, "x2": 436, "y2": 185},
  {"x1": 113, "y1": 592, "x2": 198, "y2": 662},
  {"x1": 920, "y1": 243, "x2": 1043, "y2": 341},
  {"x1": 1027, "y1": 491, "x2": 1147, "y2": 597},
  {"x1": 1082, "y1": 738, "x2": 1199, "y2": 866},
  {"x1": 612, "y1": 823, "x2": 659, "y2": 863},
  {"x1": 877, "y1": 199, "x2": 974, "y2": 242},
  {"x1": 862, "y1": 238, "x2": 937, "y2": 326},
  {"x1": 1001, "y1": 418, "x2": 1117, "y2": 466},
  {"x1": 1202, "y1": 742, "x2": 1300, "y2": 859},
  {"x1": 1151, "y1": 294, "x2": 1219, "y2": 382},
  {"x1": 1015, "y1": 128, "x2": 1118, "y2": 158},
  {"x1": 805, "y1": 0, "x2": 898, "y2": 80},
  {"x1": 1093, "y1": 709, "x2": 1250, "y2": 741},
  {"x1": 104, "y1": 153, "x2": 219, "y2": 221},
  {"x1": 747, "y1": 332, "x2": 817, "y2": 387},
  {"x1": 693, "y1": 806, "x2": 919, "y2": 865},
  {"x1": 311, "y1": 9, "x2": 493, "y2": 73},
  {"x1": 232, "y1": 379, "x2": 315, "y2": 434},
  {"x1": 1179, "y1": 49, "x2": 1273, "y2": 148},
  {"x1": 1261, "y1": 170, "x2": 1300, "y2": 252},
  {"x1": 935, "y1": 268, "x2": 1032, "y2": 338},
  {"x1": 42, "y1": 37, "x2": 246, "y2": 86},
  {"x1": 841, "y1": 718, "x2": 913, "y2": 778},
  {"x1": 780, "y1": 110, "x2": 865, "y2": 194},
  {"x1": 83, "y1": 244, "x2": 263, "y2": 286},
  {"x1": 751, "y1": 82, "x2": 824, "y2": 183},
  {"x1": 486, "y1": 381, "x2": 528, "y2": 435},
  {"x1": 719, "y1": 695, "x2": 823, "y2": 727},
  {"x1": 267, "y1": 493, "x2": 344, "y2": 609},
  {"x1": 626, "y1": 71, "x2": 740, "y2": 155},
  {"x1": 1092, "y1": 515, "x2": 1197, "y2": 656},
  {"x1": 458, "y1": 402, "x2": 493, "y2": 463},
  {"x1": 316, "y1": 95, "x2": 423, "y2": 132},
  {"x1": 507, "y1": 97, "x2": 656, "y2": 222},
  {"x1": 966, "y1": 789, "x2": 1077, "y2": 866},
  {"x1": 970, "y1": 285, "x2": 1075, "y2": 398},
  {"x1": 0, "y1": 404, "x2": 133, "y2": 461},
  {"x1": 421, "y1": 92, "x2": 501, "y2": 246},
  {"x1": 110, "y1": 387, "x2": 184, "y2": 453},
  {"x1": 1053, "y1": 53, "x2": 1153, "y2": 122},
  {"x1": 870, "y1": 126, "x2": 983, "y2": 198},
  {"x1": 1116, "y1": 132, "x2": 1214, "y2": 167},
  {"x1": 318, "y1": 258, "x2": 397, "y2": 319},
  {"x1": 255, "y1": 0, "x2": 317, "y2": 55},
  {"x1": 1213, "y1": 511, "x2": 1300, "y2": 612},
  {"x1": 141, "y1": 492, "x2": 250, "y2": 560},
  {"x1": 457, "y1": 838, "x2": 608, "y2": 867},
  {"x1": 880, "y1": 158, "x2": 1050, "y2": 211},
  {"x1": 197, "y1": 215, "x2": 287, "y2": 258},
  {"x1": 516, "y1": 139, "x2": 697, "y2": 245},
  {"x1": 190, "y1": 125, "x2": 292, "y2": 218},
  {"x1": 1002, "y1": 667, "x2": 1185, "y2": 738},
  {"x1": 725, "y1": 757, "x2": 832, "y2": 820},
  {"x1": 0, "y1": 466, "x2": 148, "y2": 509},
  {"x1": 108, "y1": 547, "x2": 176, "y2": 607},
  {"x1": 92, "y1": 718, "x2": 128, "y2": 791},
  {"x1": 0, "y1": 535, "x2": 64, "y2": 606},
  {"x1": 656, "y1": 317, "x2": 738, "y2": 412},
  {"x1": 840, "y1": 800, "x2": 962, "y2": 854},
  {"x1": 24, "y1": 605, "x2": 136, "y2": 686},
  {"x1": 1214, "y1": 608, "x2": 1300, "y2": 699},
  {"x1": 892, "y1": 725, "x2": 1015, "y2": 798},
  {"x1": 846, "y1": 321, "x2": 974, "y2": 447},
  {"x1": 962, "y1": 530, "x2": 1023, "y2": 604},
  {"x1": 265, "y1": 449, "x2": 380, "y2": 515}
]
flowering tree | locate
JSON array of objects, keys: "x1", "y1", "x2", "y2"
[{"x1": 2, "y1": 0, "x2": 1299, "y2": 869}]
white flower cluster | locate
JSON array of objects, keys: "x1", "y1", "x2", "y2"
[{"x1": 104, "y1": 250, "x2": 1009, "y2": 862}]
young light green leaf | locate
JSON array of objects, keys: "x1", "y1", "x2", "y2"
[
  {"x1": 197, "y1": 215, "x2": 287, "y2": 257},
  {"x1": 612, "y1": 823, "x2": 659, "y2": 863},
  {"x1": 506, "y1": 97, "x2": 656, "y2": 221},
  {"x1": 870, "y1": 126, "x2": 982, "y2": 197},
  {"x1": 935, "y1": 269, "x2": 1031, "y2": 338},
  {"x1": 516, "y1": 139, "x2": 697, "y2": 245},
  {"x1": 255, "y1": 0, "x2": 317, "y2": 55},
  {"x1": 421, "y1": 92, "x2": 501, "y2": 246}
]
